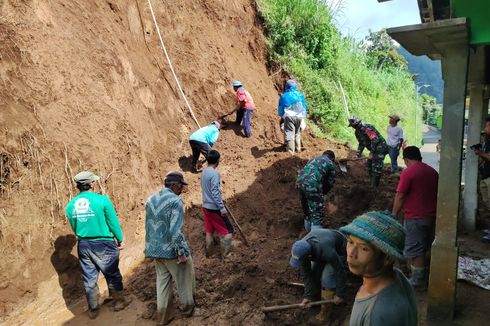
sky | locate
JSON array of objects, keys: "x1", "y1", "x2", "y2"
[{"x1": 327, "y1": 0, "x2": 421, "y2": 39}]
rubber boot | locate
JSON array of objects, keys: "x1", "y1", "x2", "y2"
[
  {"x1": 295, "y1": 134, "x2": 302, "y2": 152},
  {"x1": 370, "y1": 175, "x2": 380, "y2": 188},
  {"x1": 316, "y1": 289, "x2": 335, "y2": 322},
  {"x1": 408, "y1": 266, "x2": 426, "y2": 288},
  {"x1": 221, "y1": 238, "x2": 232, "y2": 258},
  {"x1": 88, "y1": 307, "x2": 99, "y2": 320},
  {"x1": 205, "y1": 241, "x2": 212, "y2": 258},
  {"x1": 286, "y1": 140, "x2": 295, "y2": 154},
  {"x1": 88, "y1": 288, "x2": 100, "y2": 319},
  {"x1": 112, "y1": 289, "x2": 132, "y2": 311},
  {"x1": 191, "y1": 164, "x2": 198, "y2": 173}
]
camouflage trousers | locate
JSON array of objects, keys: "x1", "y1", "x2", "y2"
[
  {"x1": 299, "y1": 190, "x2": 324, "y2": 229},
  {"x1": 367, "y1": 152, "x2": 386, "y2": 178}
]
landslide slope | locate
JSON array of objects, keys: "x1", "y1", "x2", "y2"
[
  {"x1": 1, "y1": 1, "x2": 399, "y2": 325},
  {"x1": 0, "y1": 0, "x2": 279, "y2": 320}
]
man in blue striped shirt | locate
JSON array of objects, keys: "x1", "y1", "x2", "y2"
[{"x1": 145, "y1": 171, "x2": 195, "y2": 325}]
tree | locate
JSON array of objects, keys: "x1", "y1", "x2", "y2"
[
  {"x1": 420, "y1": 93, "x2": 439, "y2": 125},
  {"x1": 364, "y1": 29, "x2": 407, "y2": 70}
]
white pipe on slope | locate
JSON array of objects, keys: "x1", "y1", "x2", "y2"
[{"x1": 146, "y1": 0, "x2": 201, "y2": 128}]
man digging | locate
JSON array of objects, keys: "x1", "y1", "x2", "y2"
[
  {"x1": 289, "y1": 228, "x2": 346, "y2": 322},
  {"x1": 348, "y1": 116, "x2": 389, "y2": 187},
  {"x1": 296, "y1": 150, "x2": 337, "y2": 231},
  {"x1": 200, "y1": 150, "x2": 234, "y2": 258}
]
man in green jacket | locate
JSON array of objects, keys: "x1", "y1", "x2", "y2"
[{"x1": 65, "y1": 171, "x2": 130, "y2": 319}]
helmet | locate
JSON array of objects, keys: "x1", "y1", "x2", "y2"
[
  {"x1": 232, "y1": 80, "x2": 242, "y2": 87},
  {"x1": 348, "y1": 116, "x2": 362, "y2": 127}
]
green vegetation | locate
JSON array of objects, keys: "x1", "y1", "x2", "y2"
[
  {"x1": 420, "y1": 94, "x2": 441, "y2": 127},
  {"x1": 257, "y1": 0, "x2": 422, "y2": 146}
]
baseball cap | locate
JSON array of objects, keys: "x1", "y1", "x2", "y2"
[
  {"x1": 232, "y1": 80, "x2": 242, "y2": 87},
  {"x1": 164, "y1": 171, "x2": 188, "y2": 185},
  {"x1": 389, "y1": 114, "x2": 401, "y2": 121},
  {"x1": 73, "y1": 171, "x2": 100, "y2": 185},
  {"x1": 289, "y1": 239, "x2": 312, "y2": 269}
]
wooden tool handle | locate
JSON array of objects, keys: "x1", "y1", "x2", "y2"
[{"x1": 262, "y1": 299, "x2": 334, "y2": 312}]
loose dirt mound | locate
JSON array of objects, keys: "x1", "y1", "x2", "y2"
[{"x1": 0, "y1": 0, "x2": 399, "y2": 325}]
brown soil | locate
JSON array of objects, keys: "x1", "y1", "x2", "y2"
[{"x1": 1, "y1": 1, "x2": 488, "y2": 325}]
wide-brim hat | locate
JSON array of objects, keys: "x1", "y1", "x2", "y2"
[{"x1": 340, "y1": 211, "x2": 405, "y2": 260}]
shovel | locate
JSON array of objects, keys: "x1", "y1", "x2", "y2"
[
  {"x1": 224, "y1": 204, "x2": 250, "y2": 247},
  {"x1": 338, "y1": 157, "x2": 368, "y2": 172}
]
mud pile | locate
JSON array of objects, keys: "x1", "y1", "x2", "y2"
[{"x1": 0, "y1": 0, "x2": 399, "y2": 325}]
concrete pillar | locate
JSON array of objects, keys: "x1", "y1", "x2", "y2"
[
  {"x1": 463, "y1": 84, "x2": 484, "y2": 231},
  {"x1": 427, "y1": 43, "x2": 469, "y2": 321}
]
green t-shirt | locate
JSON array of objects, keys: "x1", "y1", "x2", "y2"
[
  {"x1": 349, "y1": 269, "x2": 418, "y2": 326},
  {"x1": 65, "y1": 191, "x2": 124, "y2": 242}
]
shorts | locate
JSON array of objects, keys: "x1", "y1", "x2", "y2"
[
  {"x1": 404, "y1": 218, "x2": 436, "y2": 259},
  {"x1": 202, "y1": 208, "x2": 234, "y2": 236}
]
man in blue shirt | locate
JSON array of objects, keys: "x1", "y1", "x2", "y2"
[
  {"x1": 278, "y1": 79, "x2": 307, "y2": 153},
  {"x1": 145, "y1": 171, "x2": 195, "y2": 325},
  {"x1": 189, "y1": 121, "x2": 221, "y2": 172}
]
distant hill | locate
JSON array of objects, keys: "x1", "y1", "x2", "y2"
[{"x1": 398, "y1": 46, "x2": 444, "y2": 103}]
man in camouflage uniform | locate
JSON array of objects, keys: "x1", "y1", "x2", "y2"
[
  {"x1": 349, "y1": 116, "x2": 388, "y2": 187},
  {"x1": 296, "y1": 150, "x2": 337, "y2": 231}
]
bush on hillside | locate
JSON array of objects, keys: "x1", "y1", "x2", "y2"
[{"x1": 257, "y1": 0, "x2": 421, "y2": 146}]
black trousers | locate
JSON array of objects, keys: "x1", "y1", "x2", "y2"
[
  {"x1": 189, "y1": 140, "x2": 212, "y2": 165},
  {"x1": 235, "y1": 108, "x2": 245, "y2": 124}
]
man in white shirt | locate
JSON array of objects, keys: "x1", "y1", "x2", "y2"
[{"x1": 386, "y1": 115, "x2": 404, "y2": 173}]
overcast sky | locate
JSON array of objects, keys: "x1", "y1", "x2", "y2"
[{"x1": 328, "y1": 0, "x2": 421, "y2": 39}]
